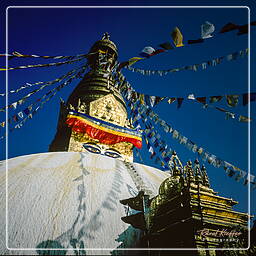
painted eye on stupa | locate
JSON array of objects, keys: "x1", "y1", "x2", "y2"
[
  {"x1": 83, "y1": 143, "x2": 101, "y2": 154},
  {"x1": 104, "y1": 150, "x2": 122, "y2": 159}
]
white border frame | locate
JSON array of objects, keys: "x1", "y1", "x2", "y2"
[{"x1": 5, "y1": 5, "x2": 251, "y2": 252}]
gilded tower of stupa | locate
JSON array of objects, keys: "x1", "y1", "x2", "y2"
[{"x1": 49, "y1": 33, "x2": 137, "y2": 162}]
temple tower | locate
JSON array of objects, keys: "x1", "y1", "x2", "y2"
[
  {"x1": 49, "y1": 33, "x2": 137, "y2": 162},
  {"x1": 120, "y1": 153, "x2": 249, "y2": 255}
]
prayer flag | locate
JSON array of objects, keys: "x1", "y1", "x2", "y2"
[
  {"x1": 155, "y1": 157, "x2": 161, "y2": 165},
  {"x1": 196, "y1": 97, "x2": 206, "y2": 104},
  {"x1": 118, "y1": 61, "x2": 129, "y2": 70},
  {"x1": 242, "y1": 93, "x2": 256, "y2": 106},
  {"x1": 219, "y1": 23, "x2": 239, "y2": 33},
  {"x1": 159, "y1": 42, "x2": 173, "y2": 50},
  {"x1": 18, "y1": 111, "x2": 23, "y2": 118},
  {"x1": 197, "y1": 147, "x2": 203, "y2": 154},
  {"x1": 177, "y1": 98, "x2": 184, "y2": 108},
  {"x1": 171, "y1": 27, "x2": 184, "y2": 47},
  {"x1": 168, "y1": 98, "x2": 176, "y2": 104},
  {"x1": 23, "y1": 108, "x2": 30, "y2": 115},
  {"x1": 138, "y1": 94, "x2": 145, "y2": 105},
  {"x1": 154, "y1": 96, "x2": 165, "y2": 106},
  {"x1": 13, "y1": 115, "x2": 19, "y2": 122},
  {"x1": 140, "y1": 46, "x2": 155, "y2": 58},
  {"x1": 201, "y1": 21, "x2": 215, "y2": 39},
  {"x1": 237, "y1": 24, "x2": 248, "y2": 35},
  {"x1": 172, "y1": 130, "x2": 179, "y2": 139},
  {"x1": 150, "y1": 49, "x2": 165, "y2": 56},
  {"x1": 128, "y1": 57, "x2": 144, "y2": 66},
  {"x1": 226, "y1": 95, "x2": 239, "y2": 107},
  {"x1": 188, "y1": 94, "x2": 195, "y2": 100},
  {"x1": 144, "y1": 95, "x2": 153, "y2": 107},
  {"x1": 210, "y1": 96, "x2": 223, "y2": 103},
  {"x1": 239, "y1": 115, "x2": 252, "y2": 122},
  {"x1": 225, "y1": 112, "x2": 235, "y2": 120},
  {"x1": 234, "y1": 169, "x2": 247, "y2": 181},
  {"x1": 11, "y1": 102, "x2": 18, "y2": 109},
  {"x1": 227, "y1": 169, "x2": 236, "y2": 177}
]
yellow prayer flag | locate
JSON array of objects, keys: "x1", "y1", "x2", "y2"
[
  {"x1": 171, "y1": 27, "x2": 184, "y2": 47},
  {"x1": 138, "y1": 94, "x2": 145, "y2": 105},
  {"x1": 128, "y1": 57, "x2": 144, "y2": 66}
]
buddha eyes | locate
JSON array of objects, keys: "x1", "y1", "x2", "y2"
[
  {"x1": 83, "y1": 144, "x2": 122, "y2": 159},
  {"x1": 104, "y1": 151, "x2": 121, "y2": 159},
  {"x1": 83, "y1": 145, "x2": 101, "y2": 154}
]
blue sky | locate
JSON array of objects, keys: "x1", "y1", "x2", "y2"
[{"x1": 0, "y1": 1, "x2": 255, "y2": 218}]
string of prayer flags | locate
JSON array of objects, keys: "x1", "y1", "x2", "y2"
[
  {"x1": 188, "y1": 95, "x2": 252, "y2": 123},
  {"x1": 7, "y1": 90, "x2": 59, "y2": 133},
  {"x1": 116, "y1": 21, "x2": 255, "y2": 72},
  {"x1": 4, "y1": 92, "x2": 55, "y2": 127},
  {"x1": 125, "y1": 49, "x2": 248, "y2": 76},
  {"x1": 126, "y1": 94, "x2": 172, "y2": 170},
  {"x1": 135, "y1": 103, "x2": 254, "y2": 187},
  {"x1": 136, "y1": 113, "x2": 171, "y2": 170},
  {"x1": 134, "y1": 148, "x2": 144, "y2": 164},
  {"x1": 201, "y1": 21, "x2": 215, "y2": 39},
  {"x1": 120, "y1": 76, "x2": 255, "y2": 114},
  {"x1": 116, "y1": 72, "x2": 255, "y2": 188},
  {"x1": 0, "y1": 56, "x2": 86, "y2": 71},
  {"x1": 171, "y1": 27, "x2": 184, "y2": 47},
  {"x1": 223, "y1": 165, "x2": 255, "y2": 188},
  {"x1": 0, "y1": 64, "x2": 88, "y2": 112},
  {"x1": 0, "y1": 64, "x2": 86, "y2": 96},
  {"x1": 5, "y1": 64, "x2": 87, "y2": 132},
  {"x1": 0, "y1": 51, "x2": 96, "y2": 60},
  {"x1": 118, "y1": 73, "x2": 251, "y2": 123}
]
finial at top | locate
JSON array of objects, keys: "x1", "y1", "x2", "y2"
[{"x1": 102, "y1": 32, "x2": 110, "y2": 40}]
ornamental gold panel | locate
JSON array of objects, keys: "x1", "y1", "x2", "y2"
[{"x1": 89, "y1": 94, "x2": 127, "y2": 126}]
